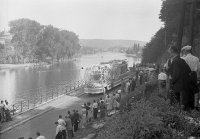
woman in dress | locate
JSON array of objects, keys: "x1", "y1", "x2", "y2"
[
  {"x1": 99, "y1": 101, "x2": 106, "y2": 119},
  {"x1": 112, "y1": 93, "x2": 119, "y2": 111},
  {"x1": 80, "y1": 104, "x2": 87, "y2": 128},
  {"x1": 87, "y1": 102, "x2": 93, "y2": 123},
  {"x1": 105, "y1": 95, "x2": 112, "y2": 113}
]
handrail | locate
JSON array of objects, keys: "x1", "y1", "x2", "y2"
[
  {"x1": 10, "y1": 79, "x2": 86, "y2": 116},
  {"x1": 10, "y1": 71, "x2": 134, "y2": 116}
]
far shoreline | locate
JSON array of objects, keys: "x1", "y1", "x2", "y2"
[
  {"x1": 0, "y1": 56, "x2": 82, "y2": 70},
  {"x1": 0, "y1": 63, "x2": 49, "y2": 70}
]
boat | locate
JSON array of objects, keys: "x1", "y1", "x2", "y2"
[{"x1": 84, "y1": 60, "x2": 129, "y2": 94}]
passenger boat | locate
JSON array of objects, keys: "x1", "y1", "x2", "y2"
[{"x1": 84, "y1": 60, "x2": 129, "y2": 94}]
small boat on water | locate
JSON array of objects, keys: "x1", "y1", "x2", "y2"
[{"x1": 84, "y1": 59, "x2": 129, "y2": 95}]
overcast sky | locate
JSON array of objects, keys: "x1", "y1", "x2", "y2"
[{"x1": 0, "y1": 0, "x2": 163, "y2": 42}]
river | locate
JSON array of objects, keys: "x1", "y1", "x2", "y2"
[{"x1": 0, "y1": 52, "x2": 141, "y2": 104}]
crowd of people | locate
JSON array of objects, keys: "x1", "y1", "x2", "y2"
[
  {"x1": 0, "y1": 100, "x2": 12, "y2": 123},
  {"x1": 18, "y1": 76, "x2": 138, "y2": 139},
  {"x1": 13, "y1": 45, "x2": 200, "y2": 139},
  {"x1": 158, "y1": 45, "x2": 200, "y2": 111},
  {"x1": 53, "y1": 90, "x2": 124, "y2": 139}
]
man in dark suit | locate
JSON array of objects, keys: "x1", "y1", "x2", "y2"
[{"x1": 168, "y1": 45, "x2": 193, "y2": 111}]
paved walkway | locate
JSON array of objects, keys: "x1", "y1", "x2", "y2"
[
  {"x1": 0, "y1": 88, "x2": 106, "y2": 139},
  {"x1": 0, "y1": 78, "x2": 140, "y2": 139},
  {"x1": 0, "y1": 90, "x2": 83, "y2": 132}
]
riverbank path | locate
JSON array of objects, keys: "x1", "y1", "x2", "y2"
[{"x1": 0, "y1": 88, "x2": 109, "y2": 139}]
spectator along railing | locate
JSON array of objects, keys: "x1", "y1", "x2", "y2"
[
  {"x1": 10, "y1": 70, "x2": 136, "y2": 116},
  {"x1": 10, "y1": 80, "x2": 86, "y2": 116}
]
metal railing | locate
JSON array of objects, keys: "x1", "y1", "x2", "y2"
[
  {"x1": 10, "y1": 80, "x2": 86, "y2": 116},
  {"x1": 10, "y1": 71, "x2": 135, "y2": 116}
]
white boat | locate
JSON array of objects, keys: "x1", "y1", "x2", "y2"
[{"x1": 84, "y1": 60, "x2": 129, "y2": 94}]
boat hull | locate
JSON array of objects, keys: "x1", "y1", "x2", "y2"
[{"x1": 84, "y1": 87, "x2": 105, "y2": 94}]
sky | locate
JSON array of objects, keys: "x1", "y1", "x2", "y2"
[{"x1": 0, "y1": 0, "x2": 163, "y2": 42}]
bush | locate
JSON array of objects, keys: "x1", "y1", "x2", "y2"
[
  {"x1": 96, "y1": 99, "x2": 175, "y2": 139},
  {"x1": 95, "y1": 79, "x2": 200, "y2": 139}
]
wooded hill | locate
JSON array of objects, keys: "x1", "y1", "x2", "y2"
[{"x1": 80, "y1": 39, "x2": 146, "y2": 49}]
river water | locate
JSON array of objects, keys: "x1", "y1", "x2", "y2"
[{"x1": 0, "y1": 52, "x2": 140, "y2": 104}]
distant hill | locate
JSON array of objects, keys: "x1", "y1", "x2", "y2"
[{"x1": 80, "y1": 39, "x2": 147, "y2": 49}]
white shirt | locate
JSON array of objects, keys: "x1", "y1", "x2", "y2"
[
  {"x1": 158, "y1": 72, "x2": 167, "y2": 81},
  {"x1": 0, "y1": 103, "x2": 5, "y2": 108},
  {"x1": 92, "y1": 102, "x2": 98, "y2": 109},
  {"x1": 182, "y1": 53, "x2": 199, "y2": 72},
  {"x1": 56, "y1": 124, "x2": 63, "y2": 135},
  {"x1": 81, "y1": 108, "x2": 86, "y2": 116},
  {"x1": 126, "y1": 82, "x2": 130, "y2": 87},
  {"x1": 4, "y1": 104, "x2": 10, "y2": 110},
  {"x1": 115, "y1": 93, "x2": 119, "y2": 99},
  {"x1": 58, "y1": 118, "x2": 66, "y2": 130},
  {"x1": 36, "y1": 135, "x2": 46, "y2": 139}
]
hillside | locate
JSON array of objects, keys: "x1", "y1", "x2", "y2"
[{"x1": 80, "y1": 39, "x2": 146, "y2": 49}]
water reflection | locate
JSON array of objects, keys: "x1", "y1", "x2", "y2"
[
  {"x1": 0, "y1": 52, "x2": 140, "y2": 103},
  {"x1": 0, "y1": 70, "x2": 16, "y2": 104}
]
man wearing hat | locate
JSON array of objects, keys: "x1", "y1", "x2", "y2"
[
  {"x1": 181, "y1": 45, "x2": 200, "y2": 72},
  {"x1": 181, "y1": 45, "x2": 200, "y2": 109},
  {"x1": 167, "y1": 45, "x2": 192, "y2": 111},
  {"x1": 181, "y1": 45, "x2": 199, "y2": 73}
]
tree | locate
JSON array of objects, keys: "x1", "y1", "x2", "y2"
[
  {"x1": 9, "y1": 18, "x2": 42, "y2": 62},
  {"x1": 142, "y1": 0, "x2": 187, "y2": 64},
  {"x1": 9, "y1": 18, "x2": 81, "y2": 63},
  {"x1": 142, "y1": 28, "x2": 166, "y2": 63}
]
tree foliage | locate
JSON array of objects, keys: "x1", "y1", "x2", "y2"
[
  {"x1": 9, "y1": 18, "x2": 42, "y2": 62},
  {"x1": 142, "y1": 0, "x2": 188, "y2": 64},
  {"x1": 96, "y1": 80, "x2": 200, "y2": 139},
  {"x1": 126, "y1": 43, "x2": 141, "y2": 54},
  {"x1": 142, "y1": 28, "x2": 166, "y2": 63},
  {"x1": 8, "y1": 18, "x2": 80, "y2": 63}
]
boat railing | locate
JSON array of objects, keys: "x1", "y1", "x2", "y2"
[{"x1": 10, "y1": 80, "x2": 87, "y2": 116}]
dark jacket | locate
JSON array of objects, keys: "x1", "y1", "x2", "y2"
[
  {"x1": 169, "y1": 56, "x2": 191, "y2": 92},
  {"x1": 168, "y1": 56, "x2": 192, "y2": 105}
]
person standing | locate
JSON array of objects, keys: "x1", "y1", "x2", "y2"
[
  {"x1": 55, "y1": 122, "x2": 64, "y2": 139},
  {"x1": 130, "y1": 77, "x2": 136, "y2": 92},
  {"x1": 139, "y1": 71, "x2": 143, "y2": 85},
  {"x1": 86, "y1": 102, "x2": 93, "y2": 123},
  {"x1": 117, "y1": 90, "x2": 122, "y2": 102},
  {"x1": 135, "y1": 70, "x2": 139, "y2": 83},
  {"x1": 112, "y1": 93, "x2": 119, "y2": 111},
  {"x1": 80, "y1": 104, "x2": 87, "y2": 128},
  {"x1": 0, "y1": 100, "x2": 5, "y2": 122},
  {"x1": 105, "y1": 95, "x2": 112, "y2": 114},
  {"x1": 168, "y1": 45, "x2": 193, "y2": 111},
  {"x1": 65, "y1": 115, "x2": 73, "y2": 139},
  {"x1": 4, "y1": 101, "x2": 12, "y2": 121},
  {"x1": 181, "y1": 45, "x2": 200, "y2": 109},
  {"x1": 125, "y1": 80, "x2": 130, "y2": 93},
  {"x1": 158, "y1": 68, "x2": 167, "y2": 97},
  {"x1": 120, "y1": 79, "x2": 126, "y2": 93},
  {"x1": 57, "y1": 115, "x2": 66, "y2": 139},
  {"x1": 67, "y1": 111, "x2": 72, "y2": 122},
  {"x1": 99, "y1": 97, "x2": 104, "y2": 103},
  {"x1": 158, "y1": 68, "x2": 167, "y2": 87},
  {"x1": 99, "y1": 101, "x2": 106, "y2": 119},
  {"x1": 36, "y1": 132, "x2": 46, "y2": 139},
  {"x1": 73, "y1": 110, "x2": 80, "y2": 132},
  {"x1": 92, "y1": 100, "x2": 98, "y2": 119}
]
